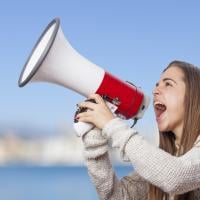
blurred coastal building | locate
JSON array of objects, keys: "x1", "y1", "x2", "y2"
[
  {"x1": 0, "y1": 127, "x2": 125, "y2": 166},
  {"x1": 0, "y1": 128, "x2": 83, "y2": 166},
  {"x1": 0, "y1": 121, "x2": 158, "y2": 166}
]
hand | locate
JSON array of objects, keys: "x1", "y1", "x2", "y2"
[{"x1": 76, "y1": 94, "x2": 115, "y2": 129}]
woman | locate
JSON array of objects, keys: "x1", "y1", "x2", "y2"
[{"x1": 76, "y1": 60, "x2": 200, "y2": 200}]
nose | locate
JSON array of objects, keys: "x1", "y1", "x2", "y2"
[{"x1": 152, "y1": 83, "x2": 160, "y2": 96}]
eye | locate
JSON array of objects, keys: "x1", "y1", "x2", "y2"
[
  {"x1": 155, "y1": 82, "x2": 159, "y2": 87},
  {"x1": 165, "y1": 81, "x2": 172, "y2": 87}
]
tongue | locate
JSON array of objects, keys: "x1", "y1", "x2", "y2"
[
  {"x1": 156, "y1": 109, "x2": 164, "y2": 118},
  {"x1": 155, "y1": 104, "x2": 166, "y2": 118}
]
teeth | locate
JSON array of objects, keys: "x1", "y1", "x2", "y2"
[
  {"x1": 154, "y1": 101, "x2": 166, "y2": 111},
  {"x1": 154, "y1": 101, "x2": 163, "y2": 106}
]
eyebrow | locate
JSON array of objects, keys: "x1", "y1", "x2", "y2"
[
  {"x1": 156, "y1": 78, "x2": 177, "y2": 86},
  {"x1": 163, "y1": 78, "x2": 177, "y2": 84}
]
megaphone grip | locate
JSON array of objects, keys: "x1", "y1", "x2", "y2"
[
  {"x1": 74, "y1": 99, "x2": 118, "y2": 137},
  {"x1": 74, "y1": 122, "x2": 94, "y2": 137}
]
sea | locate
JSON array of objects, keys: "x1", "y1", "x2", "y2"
[{"x1": 0, "y1": 165, "x2": 133, "y2": 200}]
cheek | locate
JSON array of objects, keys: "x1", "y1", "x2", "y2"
[{"x1": 167, "y1": 94, "x2": 185, "y2": 116}]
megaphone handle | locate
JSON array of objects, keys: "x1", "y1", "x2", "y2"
[
  {"x1": 73, "y1": 121, "x2": 94, "y2": 137},
  {"x1": 74, "y1": 100, "x2": 118, "y2": 137}
]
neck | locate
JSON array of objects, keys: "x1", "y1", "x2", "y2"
[
  {"x1": 175, "y1": 135, "x2": 181, "y2": 146},
  {"x1": 174, "y1": 125, "x2": 183, "y2": 147}
]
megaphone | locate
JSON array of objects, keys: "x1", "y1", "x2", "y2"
[{"x1": 18, "y1": 18, "x2": 150, "y2": 136}]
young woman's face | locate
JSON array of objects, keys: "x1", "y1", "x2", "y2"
[{"x1": 153, "y1": 66, "x2": 186, "y2": 136}]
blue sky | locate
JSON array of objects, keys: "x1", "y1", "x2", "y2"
[{"x1": 1, "y1": 0, "x2": 200, "y2": 137}]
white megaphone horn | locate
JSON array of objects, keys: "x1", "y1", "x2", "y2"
[{"x1": 18, "y1": 18, "x2": 150, "y2": 137}]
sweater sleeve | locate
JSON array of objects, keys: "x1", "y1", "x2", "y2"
[
  {"x1": 82, "y1": 128, "x2": 148, "y2": 200},
  {"x1": 102, "y1": 118, "x2": 200, "y2": 195}
]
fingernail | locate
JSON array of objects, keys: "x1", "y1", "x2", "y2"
[
  {"x1": 75, "y1": 114, "x2": 79, "y2": 119},
  {"x1": 74, "y1": 117, "x2": 79, "y2": 123}
]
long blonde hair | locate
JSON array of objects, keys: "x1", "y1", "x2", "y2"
[{"x1": 149, "y1": 60, "x2": 200, "y2": 200}]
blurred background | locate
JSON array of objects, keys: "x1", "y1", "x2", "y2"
[{"x1": 1, "y1": 0, "x2": 200, "y2": 199}]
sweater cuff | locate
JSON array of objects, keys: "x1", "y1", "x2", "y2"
[{"x1": 102, "y1": 118, "x2": 137, "y2": 161}]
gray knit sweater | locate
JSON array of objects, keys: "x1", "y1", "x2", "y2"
[{"x1": 82, "y1": 118, "x2": 200, "y2": 200}]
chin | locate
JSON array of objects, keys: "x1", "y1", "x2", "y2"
[{"x1": 157, "y1": 124, "x2": 170, "y2": 132}]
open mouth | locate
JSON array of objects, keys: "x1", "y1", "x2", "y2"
[{"x1": 154, "y1": 102, "x2": 167, "y2": 119}]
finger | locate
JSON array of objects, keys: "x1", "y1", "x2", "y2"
[
  {"x1": 88, "y1": 94, "x2": 105, "y2": 104},
  {"x1": 76, "y1": 111, "x2": 90, "y2": 118},
  {"x1": 78, "y1": 101, "x2": 97, "y2": 110},
  {"x1": 76, "y1": 113, "x2": 93, "y2": 123}
]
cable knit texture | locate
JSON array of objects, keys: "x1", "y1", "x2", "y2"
[
  {"x1": 82, "y1": 128, "x2": 108, "y2": 159},
  {"x1": 102, "y1": 118, "x2": 137, "y2": 161},
  {"x1": 82, "y1": 118, "x2": 200, "y2": 199}
]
